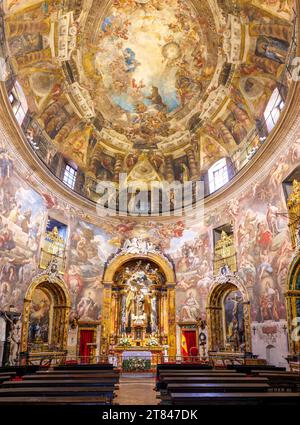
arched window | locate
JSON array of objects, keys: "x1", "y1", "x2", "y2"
[
  {"x1": 264, "y1": 88, "x2": 285, "y2": 133},
  {"x1": 208, "y1": 158, "x2": 229, "y2": 194},
  {"x1": 8, "y1": 81, "x2": 28, "y2": 125}
]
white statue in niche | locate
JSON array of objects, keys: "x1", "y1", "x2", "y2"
[
  {"x1": 5, "y1": 314, "x2": 22, "y2": 366},
  {"x1": 132, "y1": 290, "x2": 147, "y2": 326}
]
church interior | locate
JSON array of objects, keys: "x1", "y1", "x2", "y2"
[{"x1": 0, "y1": 0, "x2": 299, "y2": 410}]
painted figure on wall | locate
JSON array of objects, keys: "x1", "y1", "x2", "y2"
[
  {"x1": 28, "y1": 288, "x2": 51, "y2": 346},
  {"x1": 179, "y1": 291, "x2": 201, "y2": 322},
  {"x1": 256, "y1": 36, "x2": 289, "y2": 64},
  {"x1": 224, "y1": 290, "x2": 245, "y2": 352}
]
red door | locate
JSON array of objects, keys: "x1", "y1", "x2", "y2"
[
  {"x1": 182, "y1": 330, "x2": 197, "y2": 362},
  {"x1": 79, "y1": 330, "x2": 94, "y2": 364}
]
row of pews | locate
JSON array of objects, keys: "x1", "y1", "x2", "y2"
[
  {"x1": 156, "y1": 364, "x2": 300, "y2": 405},
  {"x1": 0, "y1": 364, "x2": 120, "y2": 405}
]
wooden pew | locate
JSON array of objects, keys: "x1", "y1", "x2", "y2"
[
  {"x1": 159, "y1": 383, "x2": 271, "y2": 403},
  {"x1": 0, "y1": 395, "x2": 110, "y2": 405},
  {"x1": 255, "y1": 372, "x2": 300, "y2": 391},
  {"x1": 22, "y1": 373, "x2": 119, "y2": 383},
  {"x1": 0, "y1": 366, "x2": 39, "y2": 376},
  {"x1": 226, "y1": 365, "x2": 286, "y2": 374},
  {"x1": 0, "y1": 372, "x2": 16, "y2": 378},
  {"x1": 159, "y1": 372, "x2": 245, "y2": 377},
  {"x1": 167, "y1": 383, "x2": 270, "y2": 393},
  {"x1": 169, "y1": 392, "x2": 300, "y2": 406},
  {"x1": 0, "y1": 376, "x2": 13, "y2": 385},
  {"x1": 2, "y1": 379, "x2": 119, "y2": 388},
  {"x1": 156, "y1": 371, "x2": 245, "y2": 389},
  {"x1": 35, "y1": 369, "x2": 117, "y2": 375},
  {"x1": 53, "y1": 364, "x2": 113, "y2": 371},
  {"x1": 156, "y1": 364, "x2": 212, "y2": 381},
  {"x1": 162, "y1": 376, "x2": 269, "y2": 383},
  {"x1": 159, "y1": 376, "x2": 269, "y2": 390},
  {"x1": 0, "y1": 386, "x2": 116, "y2": 402}
]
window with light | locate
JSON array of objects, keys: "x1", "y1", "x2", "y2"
[
  {"x1": 264, "y1": 88, "x2": 285, "y2": 133},
  {"x1": 63, "y1": 164, "x2": 77, "y2": 190},
  {"x1": 208, "y1": 158, "x2": 229, "y2": 194}
]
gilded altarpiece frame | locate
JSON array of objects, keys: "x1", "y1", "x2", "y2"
[
  {"x1": 21, "y1": 275, "x2": 71, "y2": 354},
  {"x1": 101, "y1": 253, "x2": 177, "y2": 357},
  {"x1": 287, "y1": 180, "x2": 300, "y2": 250},
  {"x1": 206, "y1": 275, "x2": 252, "y2": 353},
  {"x1": 286, "y1": 254, "x2": 300, "y2": 356}
]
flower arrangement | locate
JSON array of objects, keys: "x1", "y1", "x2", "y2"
[
  {"x1": 119, "y1": 337, "x2": 131, "y2": 347},
  {"x1": 122, "y1": 358, "x2": 151, "y2": 371},
  {"x1": 146, "y1": 336, "x2": 159, "y2": 347}
]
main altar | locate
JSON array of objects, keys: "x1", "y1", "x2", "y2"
[{"x1": 101, "y1": 239, "x2": 177, "y2": 360}]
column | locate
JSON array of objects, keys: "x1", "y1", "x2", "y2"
[
  {"x1": 54, "y1": 117, "x2": 78, "y2": 145},
  {"x1": 165, "y1": 155, "x2": 175, "y2": 183},
  {"x1": 217, "y1": 121, "x2": 237, "y2": 150},
  {"x1": 249, "y1": 23, "x2": 292, "y2": 42},
  {"x1": 185, "y1": 147, "x2": 198, "y2": 180},
  {"x1": 110, "y1": 291, "x2": 118, "y2": 340},
  {"x1": 167, "y1": 284, "x2": 176, "y2": 358},
  {"x1": 6, "y1": 19, "x2": 50, "y2": 38},
  {"x1": 88, "y1": 146, "x2": 102, "y2": 178},
  {"x1": 100, "y1": 283, "x2": 112, "y2": 356},
  {"x1": 16, "y1": 48, "x2": 52, "y2": 68},
  {"x1": 113, "y1": 155, "x2": 123, "y2": 182}
]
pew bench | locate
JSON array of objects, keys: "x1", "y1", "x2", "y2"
[
  {"x1": 169, "y1": 392, "x2": 300, "y2": 406},
  {"x1": 159, "y1": 383, "x2": 271, "y2": 403},
  {"x1": 0, "y1": 386, "x2": 116, "y2": 402},
  {"x1": 22, "y1": 373, "x2": 119, "y2": 383},
  {"x1": 1, "y1": 379, "x2": 120, "y2": 388},
  {"x1": 0, "y1": 395, "x2": 110, "y2": 405}
]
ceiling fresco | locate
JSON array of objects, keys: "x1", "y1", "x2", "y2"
[{"x1": 0, "y1": 0, "x2": 297, "y2": 200}]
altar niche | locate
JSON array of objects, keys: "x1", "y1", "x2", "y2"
[
  {"x1": 101, "y1": 254, "x2": 176, "y2": 357},
  {"x1": 206, "y1": 277, "x2": 252, "y2": 354},
  {"x1": 21, "y1": 275, "x2": 70, "y2": 358}
]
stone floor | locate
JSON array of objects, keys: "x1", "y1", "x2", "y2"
[{"x1": 116, "y1": 373, "x2": 158, "y2": 405}]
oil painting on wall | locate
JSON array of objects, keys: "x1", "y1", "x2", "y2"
[{"x1": 28, "y1": 288, "x2": 51, "y2": 347}]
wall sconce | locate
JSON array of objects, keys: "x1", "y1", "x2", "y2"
[
  {"x1": 252, "y1": 326, "x2": 256, "y2": 336},
  {"x1": 282, "y1": 324, "x2": 287, "y2": 335}
]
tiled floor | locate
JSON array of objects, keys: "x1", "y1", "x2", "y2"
[{"x1": 116, "y1": 374, "x2": 158, "y2": 405}]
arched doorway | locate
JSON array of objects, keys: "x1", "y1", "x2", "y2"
[
  {"x1": 21, "y1": 272, "x2": 71, "y2": 356},
  {"x1": 286, "y1": 254, "x2": 300, "y2": 355},
  {"x1": 206, "y1": 275, "x2": 251, "y2": 353},
  {"x1": 101, "y1": 249, "x2": 176, "y2": 358}
]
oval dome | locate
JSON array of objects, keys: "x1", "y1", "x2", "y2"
[{"x1": 0, "y1": 0, "x2": 297, "y2": 212}]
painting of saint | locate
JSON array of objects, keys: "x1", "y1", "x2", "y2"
[
  {"x1": 179, "y1": 291, "x2": 201, "y2": 322},
  {"x1": 256, "y1": 36, "x2": 289, "y2": 64},
  {"x1": 28, "y1": 288, "x2": 51, "y2": 346},
  {"x1": 42, "y1": 218, "x2": 67, "y2": 260},
  {"x1": 224, "y1": 290, "x2": 245, "y2": 352}
]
